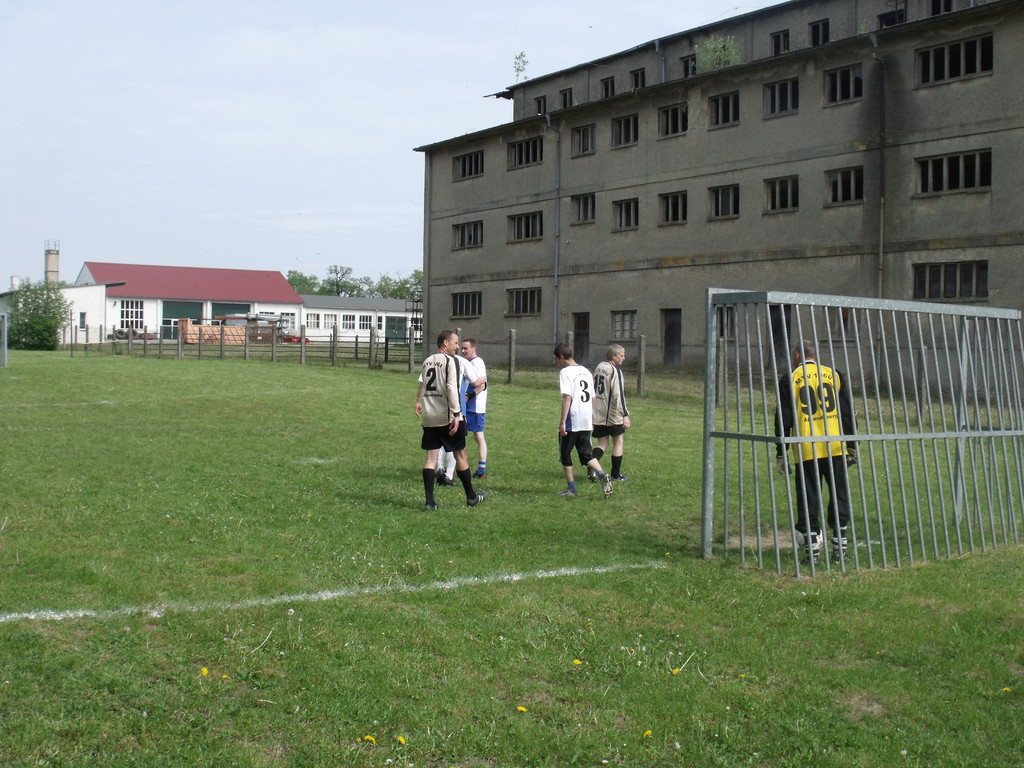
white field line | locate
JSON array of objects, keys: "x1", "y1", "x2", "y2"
[{"x1": 0, "y1": 561, "x2": 666, "y2": 625}]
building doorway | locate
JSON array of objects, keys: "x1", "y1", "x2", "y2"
[
  {"x1": 573, "y1": 312, "x2": 590, "y2": 365},
  {"x1": 661, "y1": 308, "x2": 681, "y2": 365}
]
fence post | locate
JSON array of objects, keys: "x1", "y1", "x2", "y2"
[
  {"x1": 407, "y1": 332, "x2": 415, "y2": 373},
  {"x1": 177, "y1": 327, "x2": 184, "y2": 359},
  {"x1": 331, "y1": 325, "x2": 338, "y2": 366},
  {"x1": 368, "y1": 328, "x2": 377, "y2": 369},
  {"x1": 637, "y1": 334, "x2": 646, "y2": 398},
  {"x1": 507, "y1": 329, "x2": 516, "y2": 384},
  {"x1": 300, "y1": 324, "x2": 308, "y2": 365},
  {"x1": 219, "y1": 323, "x2": 226, "y2": 359}
]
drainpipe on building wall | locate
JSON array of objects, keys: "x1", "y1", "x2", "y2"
[
  {"x1": 545, "y1": 113, "x2": 562, "y2": 346},
  {"x1": 654, "y1": 39, "x2": 666, "y2": 83},
  {"x1": 872, "y1": 48, "x2": 887, "y2": 299}
]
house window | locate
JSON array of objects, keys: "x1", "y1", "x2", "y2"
[
  {"x1": 681, "y1": 55, "x2": 697, "y2": 78},
  {"x1": 913, "y1": 261, "x2": 988, "y2": 300},
  {"x1": 630, "y1": 68, "x2": 646, "y2": 89},
  {"x1": 342, "y1": 314, "x2": 355, "y2": 330},
  {"x1": 930, "y1": 0, "x2": 953, "y2": 15},
  {"x1": 766, "y1": 176, "x2": 800, "y2": 212},
  {"x1": 918, "y1": 35, "x2": 994, "y2": 85},
  {"x1": 878, "y1": 9, "x2": 905, "y2": 28},
  {"x1": 612, "y1": 198, "x2": 639, "y2": 230},
  {"x1": 452, "y1": 221, "x2": 484, "y2": 250},
  {"x1": 709, "y1": 91, "x2": 740, "y2": 127},
  {"x1": 453, "y1": 150, "x2": 483, "y2": 180},
  {"x1": 826, "y1": 64, "x2": 863, "y2": 103},
  {"x1": 508, "y1": 212, "x2": 543, "y2": 241},
  {"x1": 826, "y1": 167, "x2": 865, "y2": 205},
  {"x1": 571, "y1": 124, "x2": 596, "y2": 156},
  {"x1": 611, "y1": 310, "x2": 638, "y2": 340},
  {"x1": 771, "y1": 30, "x2": 790, "y2": 56},
  {"x1": 359, "y1": 315, "x2": 372, "y2": 331},
  {"x1": 764, "y1": 78, "x2": 799, "y2": 116},
  {"x1": 507, "y1": 288, "x2": 541, "y2": 316},
  {"x1": 119, "y1": 300, "x2": 144, "y2": 330},
  {"x1": 571, "y1": 194, "x2": 596, "y2": 225},
  {"x1": 601, "y1": 77, "x2": 615, "y2": 98},
  {"x1": 324, "y1": 313, "x2": 338, "y2": 329},
  {"x1": 709, "y1": 185, "x2": 740, "y2": 219},
  {"x1": 78, "y1": 312, "x2": 87, "y2": 331},
  {"x1": 810, "y1": 19, "x2": 830, "y2": 47},
  {"x1": 452, "y1": 291, "x2": 482, "y2": 318},
  {"x1": 659, "y1": 104, "x2": 688, "y2": 137},
  {"x1": 611, "y1": 114, "x2": 639, "y2": 147},
  {"x1": 535, "y1": 96, "x2": 547, "y2": 115},
  {"x1": 508, "y1": 137, "x2": 543, "y2": 168},
  {"x1": 377, "y1": 316, "x2": 384, "y2": 331},
  {"x1": 307, "y1": 313, "x2": 321, "y2": 329},
  {"x1": 916, "y1": 150, "x2": 992, "y2": 194},
  {"x1": 659, "y1": 191, "x2": 687, "y2": 225},
  {"x1": 560, "y1": 88, "x2": 573, "y2": 109}
]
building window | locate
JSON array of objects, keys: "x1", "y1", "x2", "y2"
[
  {"x1": 508, "y1": 212, "x2": 543, "y2": 241},
  {"x1": 764, "y1": 78, "x2": 799, "y2": 116},
  {"x1": 826, "y1": 64, "x2": 863, "y2": 103},
  {"x1": 810, "y1": 19, "x2": 830, "y2": 47},
  {"x1": 377, "y1": 316, "x2": 384, "y2": 331},
  {"x1": 611, "y1": 114, "x2": 639, "y2": 147},
  {"x1": 507, "y1": 288, "x2": 541, "y2": 316},
  {"x1": 612, "y1": 198, "x2": 639, "y2": 230},
  {"x1": 709, "y1": 185, "x2": 740, "y2": 219},
  {"x1": 771, "y1": 30, "x2": 790, "y2": 56},
  {"x1": 280, "y1": 313, "x2": 296, "y2": 330},
  {"x1": 78, "y1": 312, "x2": 87, "y2": 331},
  {"x1": 659, "y1": 191, "x2": 687, "y2": 225},
  {"x1": 560, "y1": 88, "x2": 573, "y2": 109},
  {"x1": 535, "y1": 96, "x2": 547, "y2": 115},
  {"x1": 571, "y1": 124, "x2": 596, "y2": 156},
  {"x1": 307, "y1": 313, "x2": 321, "y2": 329},
  {"x1": 324, "y1": 313, "x2": 338, "y2": 329},
  {"x1": 630, "y1": 68, "x2": 646, "y2": 89},
  {"x1": 452, "y1": 221, "x2": 483, "y2": 250},
  {"x1": 342, "y1": 314, "x2": 355, "y2": 330},
  {"x1": 916, "y1": 150, "x2": 992, "y2": 194},
  {"x1": 601, "y1": 77, "x2": 616, "y2": 99},
  {"x1": 826, "y1": 167, "x2": 865, "y2": 205},
  {"x1": 913, "y1": 261, "x2": 988, "y2": 300},
  {"x1": 878, "y1": 9, "x2": 905, "y2": 29},
  {"x1": 453, "y1": 150, "x2": 483, "y2": 180},
  {"x1": 930, "y1": 0, "x2": 953, "y2": 15},
  {"x1": 119, "y1": 300, "x2": 144, "y2": 330},
  {"x1": 659, "y1": 103, "x2": 688, "y2": 137},
  {"x1": 681, "y1": 55, "x2": 697, "y2": 78},
  {"x1": 508, "y1": 137, "x2": 543, "y2": 169},
  {"x1": 709, "y1": 91, "x2": 740, "y2": 127},
  {"x1": 358, "y1": 315, "x2": 372, "y2": 331},
  {"x1": 571, "y1": 194, "x2": 596, "y2": 225},
  {"x1": 918, "y1": 35, "x2": 994, "y2": 85},
  {"x1": 766, "y1": 176, "x2": 800, "y2": 212},
  {"x1": 452, "y1": 292, "x2": 482, "y2": 318},
  {"x1": 611, "y1": 310, "x2": 638, "y2": 340},
  {"x1": 716, "y1": 306, "x2": 736, "y2": 339}
]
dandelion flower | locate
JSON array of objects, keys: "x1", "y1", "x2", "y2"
[
  {"x1": 221, "y1": 674, "x2": 228, "y2": 679},
  {"x1": 363, "y1": 735, "x2": 376, "y2": 745},
  {"x1": 200, "y1": 668, "x2": 209, "y2": 677},
  {"x1": 398, "y1": 735, "x2": 407, "y2": 745},
  {"x1": 517, "y1": 706, "x2": 528, "y2": 713},
  {"x1": 671, "y1": 668, "x2": 681, "y2": 675},
  {"x1": 1003, "y1": 687, "x2": 1012, "y2": 692},
  {"x1": 573, "y1": 659, "x2": 582, "y2": 665},
  {"x1": 642, "y1": 730, "x2": 653, "y2": 738}
]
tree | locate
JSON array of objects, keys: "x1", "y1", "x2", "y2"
[
  {"x1": 6, "y1": 280, "x2": 72, "y2": 351},
  {"x1": 323, "y1": 265, "x2": 363, "y2": 297},
  {"x1": 286, "y1": 270, "x2": 322, "y2": 294},
  {"x1": 695, "y1": 34, "x2": 742, "y2": 72}
]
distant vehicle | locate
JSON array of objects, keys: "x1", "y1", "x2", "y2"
[{"x1": 280, "y1": 333, "x2": 311, "y2": 344}]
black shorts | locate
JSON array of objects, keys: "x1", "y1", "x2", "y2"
[
  {"x1": 559, "y1": 431, "x2": 594, "y2": 467},
  {"x1": 421, "y1": 422, "x2": 467, "y2": 453},
  {"x1": 592, "y1": 424, "x2": 625, "y2": 439}
]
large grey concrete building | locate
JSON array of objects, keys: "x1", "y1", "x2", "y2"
[{"x1": 416, "y1": 0, "x2": 1023, "y2": 366}]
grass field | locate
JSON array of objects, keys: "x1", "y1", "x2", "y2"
[{"x1": 0, "y1": 352, "x2": 1021, "y2": 767}]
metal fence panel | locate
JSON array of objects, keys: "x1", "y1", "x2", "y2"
[{"x1": 702, "y1": 289, "x2": 1024, "y2": 576}]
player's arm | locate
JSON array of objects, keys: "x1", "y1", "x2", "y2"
[
  {"x1": 415, "y1": 381, "x2": 425, "y2": 418},
  {"x1": 559, "y1": 394, "x2": 571, "y2": 436}
]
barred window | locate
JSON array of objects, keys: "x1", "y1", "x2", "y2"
[
  {"x1": 453, "y1": 151, "x2": 483, "y2": 180},
  {"x1": 452, "y1": 221, "x2": 483, "y2": 250},
  {"x1": 659, "y1": 104, "x2": 688, "y2": 137},
  {"x1": 507, "y1": 288, "x2": 541, "y2": 316},
  {"x1": 534, "y1": 96, "x2": 547, "y2": 115},
  {"x1": 611, "y1": 310, "x2": 638, "y2": 340},
  {"x1": 452, "y1": 292, "x2": 482, "y2": 318},
  {"x1": 508, "y1": 137, "x2": 542, "y2": 169},
  {"x1": 709, "y1": 185, "x2": 740, "y2": 219},
  {"x1": 680, "y1": 55, "x2": 697, "y2": 78},
  {"x1": 826, "y1": 167, "x2": 864, "y2": 205},
  {"x1": 508, "y1": 212, "x2": 543, "y2": 241},
  {"x1": 571, "y1": 194, "x2": 596, "y2": 225},
  {"x1": 916, "y1": 150, "x2": 992, "y2": 194},
  {"x1": 601, "y1": 77, "x2": 615, "y2": 98},
  {"x1": 766, "y1": 176, "x2": 800, "y2": 212},
  {"x1": 612, "y1": 114, "x2": 639, "y2": 147},
  {"x1": 810, "y1": 19, "x2": 830, "y2": 47},
  {"x1": 709, "y1": 92, "x2": 740, "y2": 126},
  {"x1": 764, "y1": 79, "x2": 799, "y2": 116},
  {"x1": 612, "y1": 198, "x2": 639, "y2": 230},
  {"x1": 918, "y1": 35, "x2": 993, "y2": 85},
  {"x1": 630, "y1": 68, "x2": 646, "y2": 89},
  {"x1": 560, "y1": 88, "x2": 573, "y2": 109},
  {"x1": 659, "y1": 192, "x2": 687, "y2": 225},
  {"x1": 826, "y1": 64, "x2": 863, "y2": 103},
  {"x1": 571, "y1": 124, "x2": 596, "y2": 156},
  {"x1": 913, "y1": 261, "x2": 988, "y2": 300},
  {"x1": 771, "y1": 30, "x2": 790, "y2": 57}
]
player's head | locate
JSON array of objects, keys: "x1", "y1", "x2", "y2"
[
  {"x1": 606, "y1": 344, "x2": 625, "y2": 365},
  {"x1": 460, "y1": 338, "x2": 478, "y2": 359},
  {"x1": 791, "y1": 340, "x2": 816, "y2": 365},
  {"x1": 553, "y1": 343, "x2": 574, "y2": 364},
  {"x1": 437, "y1": 329, "x2": 459, "y2": 352}
]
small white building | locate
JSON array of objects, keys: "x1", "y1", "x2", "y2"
[{"x1": 299, "y1": 294, "x2": 421, "y2": 343}]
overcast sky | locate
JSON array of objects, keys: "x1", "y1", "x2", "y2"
[{"x1": 0, "y1": 0, "x2": 781, "y2": 288}]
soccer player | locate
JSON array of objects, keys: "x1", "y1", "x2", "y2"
[
  {"x1": 553, "y1": 342, "x2": 613, "y2": 498},
  {"x1": 459, "y1": 338, "x2": 488, "y2": 478},
  {"x1": 775, "y1": 340, "x2": 857, "y2": 565},
  {"x1": 415, "y1": 330, "x2": 487, "y2": 511},
  {"x1": 591, "y1": 343, "x2": 632, "y2": 482}
]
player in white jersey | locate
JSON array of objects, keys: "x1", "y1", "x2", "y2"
[
  {"x1": 415, "y1": 330, "x2": 486, "y2": 511},
  {"x1": 553, "y1": 342, "x2": 612, "y2": 499},
  {"x1": 459, "y1": 338, "x2": 489, "y2": 478}
]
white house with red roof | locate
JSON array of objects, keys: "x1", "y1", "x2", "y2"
[{"x1": 66, "y1": 262, "x2": 304, "y2": 341}]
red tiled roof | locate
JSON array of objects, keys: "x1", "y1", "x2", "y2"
[{"x1": 78, "y1": 262, "x2": 303, "y2": 304}]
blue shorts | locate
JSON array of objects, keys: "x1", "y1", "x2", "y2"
[{"x1": 465, "y1": 411, "x2": 486, "y2": 433}]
